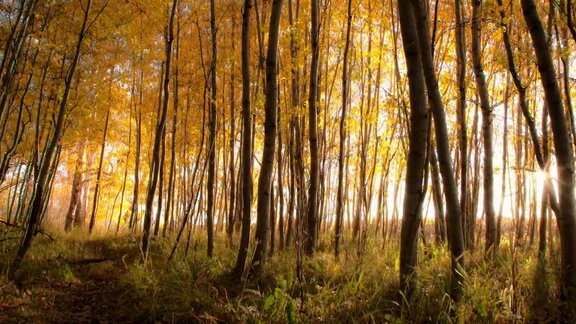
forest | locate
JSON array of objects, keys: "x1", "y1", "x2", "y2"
[{"x1": 1, "y1": 0, "x2": 576, "y2": 322}]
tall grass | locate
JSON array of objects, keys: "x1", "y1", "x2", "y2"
[{"x1": 0, "y1": 225, "x2": 570, "y2": 322}]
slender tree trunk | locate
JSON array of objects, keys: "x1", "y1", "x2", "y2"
[
  {"x1": 471, "y1": 0, "x2": 496, "y2": 254},
  {"x1": 249, "y1": 0, "x2": 283, "y2": 277},
  {"x1": 141, "y1": 0, "x2": 177, "y2": 259},
  {"x1": 234, "y1": 0, "x2": 253, "y2": 276},
  {"x1": 130, "y1": 71, "x2": 143, "y2": 230},
  {"x1": 454, "y1": 0, "x2": 468, "y2": 245},
  {"x1": 430, "y1": 136, "x2": 446, "y2": 244},
  {"x1": 117, "y1": 101, "x2": 132, "y2": 234},
  {"x1": 497, "y1": 80, "x2": 509, "y2": 246},
  {"x1": 206, "y1": 0, "x2": 218, "y2": 259},
  {"x1": 88, "y1": 70, "x2": 113, "y2": 234},
  {"x1": 227, "y1": 14, "x2": 237, "y2": 246},
  {"x1": 164, "y1": 16, "x2": 180, "y2": 237},
  {"x1": 154, "y1": 127, "x2": 166, "y2": 236},
  {"x1": 335, "y1": 0, "x2": 352, "y2": 259},
  {"x1": 277, "y1": 105, "x2": 285, "y2": 249},
  {"x1": 305, "y1": 0, "x2": 320, "y2": 256}
]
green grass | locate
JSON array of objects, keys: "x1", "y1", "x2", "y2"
[{"x1": 0, "y1": 226, "x2": 573, "y2": 322}]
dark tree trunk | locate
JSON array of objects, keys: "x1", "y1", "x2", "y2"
[
  {"x1": 521, "y1": 0, "x2": 576, "y2": 301},
  {"x1": 249, "y1": 0, "x2": 283, "y2": 277},
  {"x1": 206, "y1": 0, "x2": 218, "y2": 259},
  {"x1": 305, "y1": 0, "x2": 320, "y2": 256},
  {"x1": 141, "y1": 0, "x2": 177, "y2": 259},
  {"x1": 335, "y1": 0, "x2": 352, "y2": 259},
  {"x1": 234, "y1": 0, "x2": 253, "y2": 277},
  {"x1": 454, "y1": 0, "x2": 468, "y2": 251},
  {"x1": 397, "y1": 0, "x2": 429, "y2": 297},
  {"x1": 410, "y1": 0, "x2": 465, "y2": 301}
]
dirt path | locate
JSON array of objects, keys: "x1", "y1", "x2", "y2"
[{"x1": 1, "y1": 239, "x2": 153, "y2": 323}]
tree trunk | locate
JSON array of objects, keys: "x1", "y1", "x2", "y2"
[
  {"x1": 397, "y1": 0, "x2": 429, "y2": 297},
  {"x1": 206, "y1": 0, "x2": 218, "y2": 259},
  {"x1": 164, "y1": 16, "x2": 180, "y2": 237},
  {"x1": 521, "y1": 0, "x2": 576, "y2": 301},
  {"x1": 65, "y1": 141, "x2": 86, "y2": 232},
  {"x1": 130, "y1": 71, "x2": 143, "y2": 231},
  {"x1": 153, "y1": 127, "x2": 166, "y2": 236},
  {"x1": 249, "y1": 0, "x2": 283, "y2": 277},
  {"x1": 471, "y1": 0, "x2": 496, "y2": 254},
  {"x1": 234, "y1": 0, "x2": 253, "y2": 277},
  {"x1": 141, "y1": 0, "x2": 177, "y2": 259},
  {"x1": 410, "y1": 0, "x2": 465, "y2": 301},
  {"x1": 454, "y1": 0, "x2": 468, "y2": 246},
  {"x1": 227, "y1": 14, "x2": 237, "y2": 246},
  {"x1": 335, "y1": 0, "x2": 352, "y2": 259},
  {"x1": 305, "y1": 0, "x2": 320, "y2": 256}
]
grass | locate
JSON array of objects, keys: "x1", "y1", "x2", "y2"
[{"x1": 0, "y1": 224, "x2": 573, "y2": 322}]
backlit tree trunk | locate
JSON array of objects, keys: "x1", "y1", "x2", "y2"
[
  {"x1": 471, "y1": 0, "x2": 496, "y2": 254},
  {"x1": 249, "y1": 0, "x2": 283, "y2": 277},
  {"x1": 397, "y1": 0, "x2": 429, "y2": 297},
  {"x1": 521, "y1": 0, "x2": 576, "y2": 301}
]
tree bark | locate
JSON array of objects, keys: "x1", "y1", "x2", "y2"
[
  {"x1": 249, "y1": 0, "x2": 283, "y2": 277},
  {"x1": 305, "y1": 0, "x2": 320, "y2": 256},
  {"x1": 521, "y1": 0, "x2": 576, "y2": 301},
  {"x1": 65, "y1": 141, "x2": 86, "y2": 232},
  {"x1": 397, "y1": 0, "x2": 429, "y2": 297},
  {"x1": 206, "y1": 0, "x2": 218, "y2": 259},
  {"x1": 410, "y1": 0, "x2": 465, "y2": 301},
  {"x1": 335, "y1": 0, "x2": 352, "y2": 259},
  {"x1": 471, "y1": 0, "x2": 496, "y2": 254},
  {"x1": 234, "y1": 0, "x2": 253, "y2": 277},
  {"x1": 454, "y1": 0, "x2": 468, "y2": 246},
  {"x1": 141, "y1": 0, "x2": 177, "y2": 259}
]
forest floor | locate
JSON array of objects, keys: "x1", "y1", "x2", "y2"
[{"x1": 0, "y1": 226, "x2": 573, "y2": 323}]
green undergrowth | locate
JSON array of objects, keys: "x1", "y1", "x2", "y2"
[{"x1": 0, "y1": 227, "x2": 572, "y2": 322}]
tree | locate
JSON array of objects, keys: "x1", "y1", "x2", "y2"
[
  {"x1": 9, "y1": 0, "x2": 94, "y2": 280},
  {"x1": 89, "y1": 69, "x2": 113, "y2": 234},
  {"x1": 454, "y1": 0, "x2": 468, "y2": 248},
  {"x1": 521, "y1": 0, "x2": 576, "y2": 301},
  {"x1": 409, "y1": 0, "x2": 465, "y2": 301},
  {"x1": 249, "y1": 0, "x2": 283, "y2": 277},
  {"x1": 141, "y1": 0, "x2": 177, "y2": 260},
  {"x1": 206, "y1": 0, "x2": 217, "y2": 259},
  {"x1": 335, "y1": 0, "x2": 352, "y2": 259},
  {"x1": 234, "y1": 0, "x2": 253, "y2": 277},
  {"x1": 305, "y1": 0, "x2": 320, "y2": 256},
  {"x1": 471, "y1": 0, "x2": 496, "y2": 253},
  {"x1": 397, "y1": 0, "x2": 429, "y2": 297},
  {"x1": 65, "y1": 141, "x2": 86, "y2": 231}
]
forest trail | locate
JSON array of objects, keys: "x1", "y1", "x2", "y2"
[{"x1": 0, "y1": 238, "x2": 156, "y2": 323}]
